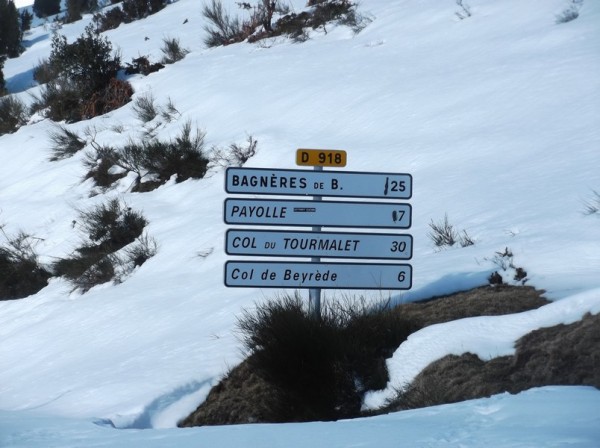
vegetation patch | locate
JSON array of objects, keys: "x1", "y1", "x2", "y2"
[
  {"x1": 181, "y1": 294, "x2": 417, "y2": 425},
  {"x1": 202, "y1": 0, "x2": 369, "y2": 47},
  {"x1": 384, "y1": 311, "x2": 600, "y2": 412},
  {"x1": 84, "y1": 121, "x2": 209, "y2": 192},
  {"x1": 32, "y1": 24, "x2": 131, "y2": 122},
  {"x1": 49, "y1": 124, "x2": 86, "y2": 160},
  {"x1": 93, "y1": 0, "x2": 167, "y2": 32},
  {"x1": 179, "y1": 285, "x2": 550, "y2": 426},
  {"x1": 160, "y1": 37, "x2": 189, "y2": 64},
  {"x1": 0, "y1": 227, "x2": 51, "y2": 301},
  {"x1": 124, "y1": 56, "x2": 165, "y2": 77},
  {"x1": 486, "y1": 247, "x2": 528, "y2": 286},
  {"x1": 428, "y1": 213, "x2": 474, "y2": 249},
  {"x1": 52, "y1": 198, "x2": 151, "y2": 292}
]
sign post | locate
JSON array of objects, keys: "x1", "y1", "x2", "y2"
[
  {"x1": 223, "y1": 149, "x2": 413, "y2": 320},
  {"x1": 309, "y1": 165, "x2": 323, "y2": 318}
]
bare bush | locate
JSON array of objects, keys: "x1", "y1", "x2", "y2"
[
  {"x1": 202, "y1": 0, "x2": 244, "y2": 47},
  {"x1": 210, "y1": 135, "x2": 258, "y2": 168},
  {"x1": 486, "y1": 247, "x2": 528, "y2": 286},
  {"x1": 455, "y1": 0, "x2": 471, "y2": 20},
  {"x1": 428, "y1": 214, "x2": 457, "y2": 247},
  {"x1": 428, "y1": 214, "x2": 474, "y2": 249}
]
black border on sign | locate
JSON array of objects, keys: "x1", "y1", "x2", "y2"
[
  {"x1": 224, "y1": 261, "x2": 413, "y2": 290},
  {"x1": 225, "y1": 229, "x2": 413, "y2": 260},
  {"x1": 225, "y1": 167, "x2": 413, "y2": 200},
  {"x1": 223, "y1": 198, "x2": 412, "y2": 230}
]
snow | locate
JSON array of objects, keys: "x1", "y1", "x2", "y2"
[
  {"x1": 2, "y1": 387, "x2": 600, "y2": 448},
  {"x1": 1, "y1": 0, "x2": 600, "y2": 446}
]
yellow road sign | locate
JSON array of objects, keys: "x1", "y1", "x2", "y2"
[{"x1": 296, "y1": 149, "x2": 347, "y2": 167}]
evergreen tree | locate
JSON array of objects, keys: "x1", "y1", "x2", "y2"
[
  {"x1": 49, "y1": 24, "x2": 120, "y2": 97},
  {"x1": 0, "y1": 0, "x2": 23, "y2": 58},
  {"x1": 65, "y1": 0, "x2": 98, "y2": 23},
  {"x1": 33, "y1": 0, "x2": 60, "y2": 17},
  {"x1": 20, "y1": 9, "x2": 33, "y2": 31},
  {"x1": 0, "y1": 55, "x2": 6, "y2": 95},
  {"x1": 66, "y1": 0, "x2": 83, "y2": 22}
]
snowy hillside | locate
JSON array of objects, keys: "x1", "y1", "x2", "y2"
[{"x1": 1, "y1": 0, "x2": 599, "y2": 446}]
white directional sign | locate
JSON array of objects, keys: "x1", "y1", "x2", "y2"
[
  {"x1": 226, "y1": 229, "x2": 413, "y2": 260},
  {"x1": 226, "y1": 167, "x2": 412, "y2": 199},
  {"x1": 225, "y1": 261, "x2": 412, "y2": 290},
  {"x1": 224, "y1": 198, "x2": 412, "y2": 229}
]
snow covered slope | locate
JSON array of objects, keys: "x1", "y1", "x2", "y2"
[{"x1": 1, "y1": 0, "x2": 599, "y2": 445}]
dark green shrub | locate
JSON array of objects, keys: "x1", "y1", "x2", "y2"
[
  {"x1": 87, "y1": 121, "x2": 209, "y2": 191},
  {"x1": 53, "y1": 199, "x2": 148, "y2": 292},
  {"x1": 137, "y1": 121, "x2": 209, "y2": 185},
  {"x1": 49, "y1": 25, "x2": 120, "y2": 98},
  {"x1": 83, "y1": 144, "x2": 126, "y2": 188},
  {"x1": 132, "y1": 92, "x2": 158, "y2": 123},
  {"x1": 37, "y1": 24, "x2": 127, "y2": 122},
  {"x1": 160, "y1": 37, "x2": 189, "y2": 64},
  {"x1": 49, "y1": 124, "x2": 86, "y2": 160},
  {"x1": 66, "y1": 0, "x2": 98, "y2": 22},
  {"x1": 93, "y1": 0, "x2": 165, "y2": 32},
  {"x1": 237, "y1": 294, "x2": 417, "y2": 421},
  {"x1": 93, "y1": 5, "x2": 127, "y2": 31},
  {"x1": 33, "y1": 0, "x2": 60, "y2": 17},
  {"x1": 122, "y1": 0, "x2": 164, "y2": 20},
  {"x1": 124, "y1": 56, "x2": 164, "y2": 76},
  {"x1": 80, "y1": 198, "x2": 147, "y2": 249},
  {"x1": 0, "y1": 229, "x2": 51, "y2": 300},
  {"x1": 0, "y1": 95, "x2": 28, "y2": 135},
  {"x1": 273, "y1": 12, "x2": 311, "y2": 41}
]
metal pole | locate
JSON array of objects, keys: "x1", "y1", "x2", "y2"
[{"x1": 308, "y1": 165, "x2": 323, "y2": 319}]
